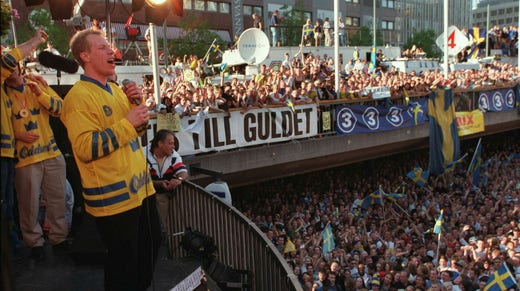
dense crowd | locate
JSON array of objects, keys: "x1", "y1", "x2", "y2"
[
  {"x1": 234, "y1": 132, "x2": 520, "y2": 291},
  {"x1": 135, "y1": 50, "x2": 520, "y2": 117}
]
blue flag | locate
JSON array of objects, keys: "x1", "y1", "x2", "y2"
[
  {"x1": 406, "y1": 167, "x2": 430, "y2": 187},
  {"x1": 445, "y1": 153, "x2": 468, "y2": 173},
  {"x1": 428, "y1": 89, "x2": 461, "y2": 175},
  {"x1": 467, "y1": 138, "x2": 483, "y2": 187},
  {"x1": 433, "y1": 209, "x2": 444, "y2": 235},
  {"x1": 484, "y1": 262, "x2": 518, "y2": 291},
  {"x1": 370, "y1": 45, "x2": 377, "y2": 72},
  {"x1": 322, "y1": 224, "x2": 335, "y2": 254},
  {"x1": 360, "y1": 189, "x2": 384, "y2": 210},
  {"x1": 384, "y1": 192, "x2": 406, "y2": 203}
]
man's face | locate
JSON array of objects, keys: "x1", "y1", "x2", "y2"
[
  {"x1": 81, "y1": 34, "x2": 116, "y2": 78},
  {"x1": 6, "y1": 64, "x2": 26, "y2": 88},
  {"x1": 158, "y1": 134, "x2": 175, "y2": 156}
]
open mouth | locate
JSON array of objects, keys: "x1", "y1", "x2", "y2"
[{"x1": 107, "y1": 59, "x2": 115, "y2": 65}]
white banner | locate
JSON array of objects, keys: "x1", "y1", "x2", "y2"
[{"x1": 175, "y1": 104, "x2": 318, "y2": 156}]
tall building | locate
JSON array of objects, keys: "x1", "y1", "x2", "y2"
[
  {"x1": 395, "y1": 0, "x2": 472, "y2": 47},
  {"x1": 473, "y1": 0, "x2": 519, "y2": 28}
]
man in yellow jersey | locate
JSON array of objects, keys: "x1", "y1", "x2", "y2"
[
  {"x1": 61, "y1": 29, "x2": 161, "y2": 290},
  {"x1": 1, "y1": 29, "x2": 48, "y2": 291},
  {"x1": 5, "y1": 54, "x2": 69, "y2": 260}
]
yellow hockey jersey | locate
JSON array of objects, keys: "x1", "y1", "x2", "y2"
[
  {"x1": 1, "y1": 48, "x2": 23, "y2": 158},
  {"x1": 6, "y1": 77, "x2": 63, "y2": 168},
  {"x1": 61, "y1": 76, "x2": 155, "y2": 217}
]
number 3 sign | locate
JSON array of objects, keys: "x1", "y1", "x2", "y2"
[{"x1": 435, "y1": 26, "x2": 471, "y2": 56}]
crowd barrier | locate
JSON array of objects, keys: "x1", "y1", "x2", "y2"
[{"x1": 144, "y1": 84, "x2": 519, "y2": 156}]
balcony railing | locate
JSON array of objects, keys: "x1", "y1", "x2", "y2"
[{"x1": 165, "y1": 180, "x2": 303, "y2": 290}]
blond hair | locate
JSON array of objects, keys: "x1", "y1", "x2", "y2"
[{"x1": 69, "y1": 29, "x2": 105, "y2": 67}]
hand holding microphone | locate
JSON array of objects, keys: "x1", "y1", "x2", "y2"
[{"x1": 121, "y1": 79, "x2": 144, "y2": 105}]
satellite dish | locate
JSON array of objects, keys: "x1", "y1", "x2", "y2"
[{"x1": 237, "y1": 28, "x2": 270, "y2": 65}]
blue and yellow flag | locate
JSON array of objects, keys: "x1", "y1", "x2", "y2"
[
  {"x1": 428, "y1": 89, "x2": 461, "y2": 175},
  {"x1": 360, "y1": 189, "x2": 384, "y2": 210},
  {"x1": 445, "y1": 153, "x2": 467, "y2": 173},
  {"x1": 406, "y1": 167, "x2": 430, "y2": 187},
  {"x1": 384, "y1": 193, "x2": 406, "y2": 203},
  {"x1": 467, "y1": 138, "x2": 483, "y2": 187},
  {"x1": 484, "y1": 262, "x2": 518, "y2": 291},
  {"x1": 433, "y1": 209, "x2": 445, "y2": 235},
  {"x1": 370, "y1": 45, "x2": 377, "y2": 72},
  {"x1": 286, "y1": 98, "x2": 295, "y2": 113},
  {"x1": 322, "y1": 224, "x2": 335, "y2": 254}
]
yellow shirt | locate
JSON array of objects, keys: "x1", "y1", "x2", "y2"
[
  {"x1": 61, "y1": 76, "x2": 155, "y2": 217},
  {"x1": 1, "y1": 48, "x2": 23, "y2": 158},
  {"x1": 6, "y1": 81, "x2": 63, "y2": 167}
]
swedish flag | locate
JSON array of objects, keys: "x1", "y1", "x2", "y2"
[
  {"x1": 322, "y1": 224, "x2": 335, "y2": 254},
  {"x1": 428, "y1": 89, "x2": 461, "y2": 175},
  {"x1": 484, "y1": 263, "x2": 518, "y2": 291},
  {"x1": 360, "y1": 189, "x2": 384, "y2": 210},
  {"x1": 384, "y1": 193, "x2": 406, "y2": 203},
  {"x1": 433, "y1": 209, "x2": 445, "y2": 235},
  {"x1": 406, "y1": 167, "x2": 430, "y2": 187},
  {"x1": 445, "y1": 153, "x2": 467, "y2": 173},
  {"x1": 467, "y1": 138, "x2": 483, "y2": 187}
]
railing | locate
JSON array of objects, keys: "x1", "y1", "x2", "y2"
[{"x1": 166, "y1": 180, "x2": 303, "y2": 291}]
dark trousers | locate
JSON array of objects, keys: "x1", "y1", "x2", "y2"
[{"x1": 96, "y1": 195, "x2": 161, "y2": 291}]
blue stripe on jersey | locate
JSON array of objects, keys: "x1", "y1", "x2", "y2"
[
  {"x1": 83, "y1": 180, "x2": 127, "y2": 196},
  {"x1": 106, "y1": 128, "x2": 119, "y2": 150},
  {"x1": 84, "y1": 192, "x2": 130, "y2": 207},
  {"x1": 92, "y1": 132, "x2": 99, "y2": 159},
  {"x1": 100, "y1": 131, "x2": 109, "y2": 155}
]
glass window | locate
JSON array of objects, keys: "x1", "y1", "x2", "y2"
[
  {"x1": 194, "y1": 0, "x2": 204, "y2": 11},
  {"x1": 506, "y1": 8, "x2": 513, "y2": 13},
  {"x1": 207, "y1": 1, "x2": 217, "y2": 12},
  {"x1": 219, "y1": 2, "x2": 230, "y2": 14},
  {"x1": 498, "y1": 9, "x2": 504, "y2": 15},
  {"x1": 346, "y1": 17, "x2": 352, "y2": 26},
  {"x1": 382, "y1": 0, "x2": 394, "y2": 8},
  {"x1": 253, "y1": 7, "x2": 263, "y2": 17},
  {"x1": 243, "y1": 5, "x2": 252, "y2": 15},
  {"x1": 183, "y1": 0, "x2": 192, "y2": 10},
  {"x1": 345, "y1": 0, "x2": 359, "y2": 3},
  {"x1": 352, "y1": 17, "x2": 359, "y2": 26}
]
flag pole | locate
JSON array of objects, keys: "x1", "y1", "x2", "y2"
[
  {"x1": 435, "y1": 209, "x2": 443, "y2": 265},
  {"x1": 203, "y1": 38, "x2": 217, "y2": 63}
]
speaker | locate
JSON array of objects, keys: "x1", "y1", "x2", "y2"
[
  {"x1": 48, "y1": 0, "x2": 73, "y2": 20},
  {"x1": 145, "y1": 5, "x2": 169, "y2": 25}
]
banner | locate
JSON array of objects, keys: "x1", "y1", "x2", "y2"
[
  {"x1": 455, "y1": 109, "x2": 485, "y2": 136},
  {"x1": 477, "y1": 87, "x2": 516, "y2": 112},
  {"x1": 335, "y1": 98, "x2": 428, "y2": 134},
  {"x1": 175, "y1": 104, "x2": 318, "y2": 155},
  {"x1": 428, "y1": 89, "x2": 461, "y2": 175},
  {"x1": 156, "y1": 113, "x2": 181, "y2": 132}
]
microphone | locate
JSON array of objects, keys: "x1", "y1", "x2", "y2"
[
  {"x1": 121, "y1": 79, "x2": 141, "y2": 105},
  {"x1": 38, "y1": 51, "x2": 79, "y2": 74}
]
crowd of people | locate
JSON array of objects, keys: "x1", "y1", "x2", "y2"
[
  {"x1": 138, "y1": 48, "x2": 519, "y2": 118},
  {"x1": 233, "y1": 132, "x2": 520, "y2": 291}
]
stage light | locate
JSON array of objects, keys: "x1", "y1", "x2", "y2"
[{"x1": 145, "y1": 0, "x2": 166, "y2": 8}]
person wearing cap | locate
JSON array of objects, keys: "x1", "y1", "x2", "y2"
[
  {"x1": 370, "y1": 277, "x2": 381, "y2": 291},
  {"x1": 142, "y1": 129, "x2": 188, "y2": 236}
]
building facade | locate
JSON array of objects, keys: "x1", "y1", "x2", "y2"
[{"x1": 473, "y1": 0, "x2": 519, "y2": 29}]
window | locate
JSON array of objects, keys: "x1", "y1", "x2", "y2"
[
  {"x1": 183, "y1": 0, "x2": 192, "y2": 10},
  {"x1": 382, "y1": 0, "x2": 394, "y2": 8},
  {"x1": 490, "y1": 10, "x2": 497, "y2": 16},
  {"x1": 243, "y1": 5, "x2": 252, "y2": 15},
  {"x1": 506, "y1": 8, "x2": 513, "y2": 13},
  {"x1": 219, "y1": 2, "x2": 230, "y2": 14},
  {"x1": 207, "y1": 1, "x2": 217, "y2": 12},
  {"x1": 498, "y1": 9, "x2": 504, "y2": 15},
  {"x1": 346, "y1": 17, "x2": 360, "y2": 26},
  {"x1": 382, "y1": 20, "x2": 394, "y2": 30},
  {"x1": 194, "y1": 0, "x2": 204, "y2": 11},
  {"x1": 498, "y1": 19, "x2": 504, "y2": 25},
  {"x1": 476, "y1": 13, "x2": 482, "y2": 18},
  {"x1": 345, "y1": 0, "x2": 359, "y2": 3},
  {"x1": 253, "y1": 7, "x2": 263, "y2": 17}
]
